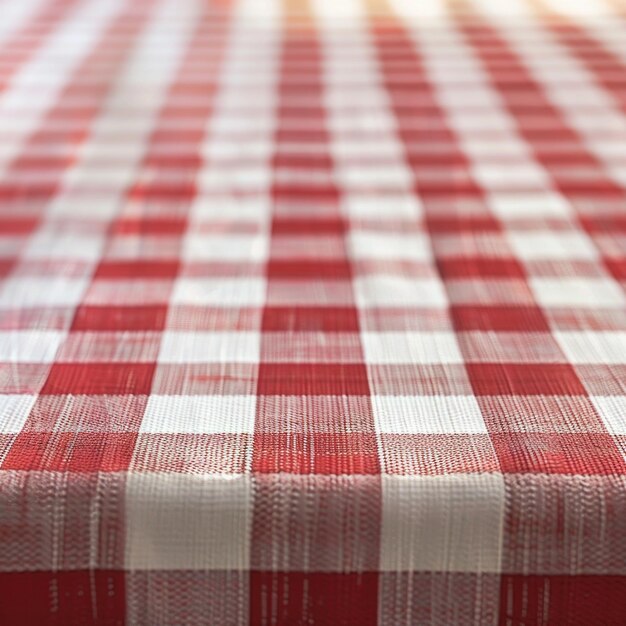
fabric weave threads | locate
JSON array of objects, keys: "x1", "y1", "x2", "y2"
[{"x1": 1, "y1": 0, "x2": 626, "y2": 623}]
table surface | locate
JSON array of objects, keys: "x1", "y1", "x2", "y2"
[{"x1": 1, "y1": 0, "x2": 626, "y2": 624}]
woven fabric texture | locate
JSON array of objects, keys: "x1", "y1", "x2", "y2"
[{"x1": 1, "y1": 0, "x2": 626, "y2": 623}]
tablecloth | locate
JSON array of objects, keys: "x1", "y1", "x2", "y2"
[{"x1": 1, "y1": 0, "x2": 626, "y2": 623}]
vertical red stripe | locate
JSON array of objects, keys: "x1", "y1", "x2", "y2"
[{"x1": 250, "y1": 6, "x2": 381, "y2": 623}]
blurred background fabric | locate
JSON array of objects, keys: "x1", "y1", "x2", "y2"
[{"x1": 1, "y1": 0, "x2": 626, "y2": 623}]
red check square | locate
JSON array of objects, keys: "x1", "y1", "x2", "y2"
[{"x1": 40, "y1": 363, "x2": 156, "y2": 395}]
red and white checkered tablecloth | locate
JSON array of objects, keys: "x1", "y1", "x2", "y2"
[{"x1": 1, "y1": 0, "x2": 626, "y2": 623}]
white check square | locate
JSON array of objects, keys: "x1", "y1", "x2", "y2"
[
  {"x1": 380, "y1": 474, "x2": 505, "y2": 572},
  {"x1": 508, "y1": 231, "x2": 598, "y2": 261},
  {"x1": 591, "y1": 396, "x2": 626, "y2": 436},
  {"x1": 0, "y1": 277, "x2": 89, "y2": 308},
  {"x1": 530, "y1": 278, "x2": 626, "y2": 308},
  {"x1": 355, "y1": 277, "x2": 448, "y2": 308},
  {"x1": 141, "y1": 395, "x2": 256, "y2": 434},
  {"x1": 23, "y1": 233, "x2": 104, "y2": 261},
  {"x1": 342, "y1": 192, "x2": 423, "y2": 219},
  {"x1": 362, "y1": 332, "x2": 463, "y2": 364},
  {"x1": 0, "y1": 331, "x2": 65, "y2": 363},
  {"x1": 373, "y1": 395, "x2": 487, "y2": 434},
  {"x1": 488, "y1": 192, "x2": 571, "y2": 218},
  {"x1": 158, "y1": 332, "x2": 261, "y2": 363},
  {"x1": 555, "y1": 331, "x2": 626, "y2": 364},
  {"x1": 337, "y1": 164, "x2": 413, "y2": 188},
  {"x1": 182, "y1": 234, "x2": 269, "y2": 262},
  {"x1": 125, "y1": 473, "x2": 252, "y2": 570},
  {"x1": 348, "y1": 232, "x2": 432, "y2": 262},
  {"x1": 472, "y1": 163, "x2": 548, "y2": 189},
  {"x1": 0, "y1": 395, "x2": 37, "y2": 433},
  {"x1": 172, "y1": 278, "x2": 267, "y2": 306}
]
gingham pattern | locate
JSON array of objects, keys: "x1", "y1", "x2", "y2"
[{"x1": 1, "y1": 0, "x2": 626, "y2": 623}]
